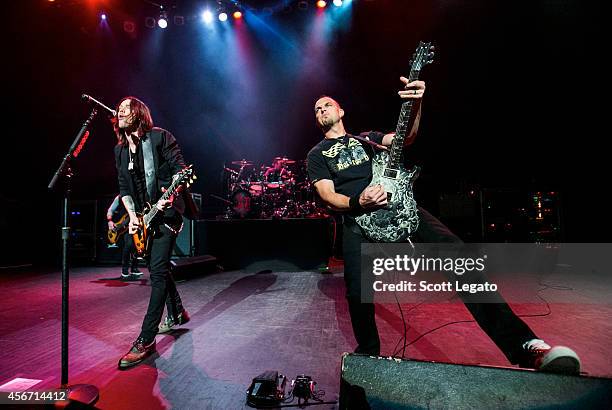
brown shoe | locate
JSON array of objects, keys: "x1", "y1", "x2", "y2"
[{"x1": 118, "y1": 337, "x2": 156, "y2": 369}]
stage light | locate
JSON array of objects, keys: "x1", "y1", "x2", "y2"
[
  {"x1": 233, "y1": 11, "x2": 242, "y2": 19},
  {"x1": 202, "y1": 10, "x2": 213, "y2": 24},
  {"x1": 158, "y1": 14, "x2": 168, "y2": 29},
  {"x1": 316, "y1": 0, "x2": 327, "y2": 8},
  {"x1": 123, "y1": 21, "x2": 136, "y2": 33},
  {"x1": 158, "y1": 7, "x2": 168, "y2": 29},
  {"x1": 333, "y1": 0, "x2": 343, "y2": 6},
  {"x1": 101, "y1": 13, "x2": 107, "y2": 21},
  {"x1": 218, "y1": 12, "x2": 228, "y2": 22}
]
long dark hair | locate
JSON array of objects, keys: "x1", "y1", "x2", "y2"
[{"x1": 112, "y1": 96, "x2": 154, "y2": 146}]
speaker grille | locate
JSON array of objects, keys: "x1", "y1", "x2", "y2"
[{"x1": 340, "y1": 353, "x2": 612, "y2": 409}]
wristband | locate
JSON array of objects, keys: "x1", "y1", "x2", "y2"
[{"x1": 349, "y1": 195, "x2": 362, "y2": 211}]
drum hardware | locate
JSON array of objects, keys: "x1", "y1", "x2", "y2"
[
  {"x1": 231, "y1": 159, "x2": 254, "y2": 166},
  {"x1": 218, "y1": 157, "x2": 329, "y2": 219}
]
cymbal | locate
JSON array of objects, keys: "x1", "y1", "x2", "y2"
[
  {"x1": 273, "y1": 156, "x2": 295, "y2": 164},
  {"x1": 231, "y1": 160, "x2": 254, "y2": 166}
]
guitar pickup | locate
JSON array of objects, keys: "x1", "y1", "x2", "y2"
[
  {"x1": 387, "y1": 192, "x2": 393, "y2": 201},
  {"x1": 384, "y1": 168, "x2": 398, "y2": 179}
]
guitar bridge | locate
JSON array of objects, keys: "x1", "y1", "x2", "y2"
[{"x1": 384, "y1": 168, "x2": 398, "y2": 179}]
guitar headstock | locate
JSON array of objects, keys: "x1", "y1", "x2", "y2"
[
  {"x1": 409, "y1": 41, "x2": 435, "y2": 71},
  {"x1": 174, "y1": 164, "x2": 197, "y2": 190}
]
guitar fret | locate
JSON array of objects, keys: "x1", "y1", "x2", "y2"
[
  {"x1": 386, "y1": 64, "x2": 423, "y2": 169},
  {"x1": 141, "y1": 168, "x2": 191, "y2": 228},
  {"x1": 354, "y1": 42, "x2": 432, "y2": 243}
]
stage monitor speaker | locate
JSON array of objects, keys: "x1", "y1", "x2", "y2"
[
  {"x1": 69, "y1": 200, "x2": 98, "y2": 262},
  {"x1": 170, "y1": 254, "x2": 218, "y2": 279},
  {"x1": 174, "y1": 218, "x2": 194, "y2": 257},
  {"x1": 173, "y1": 193, "x2": 202, "y2": 257},
  {"x1": 339, "y1": 353, "x2": 612, "y2": 409}
]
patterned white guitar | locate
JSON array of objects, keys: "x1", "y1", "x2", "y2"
[{"x1": 355, "y1": 42, "x2": 435, "y2": 242}]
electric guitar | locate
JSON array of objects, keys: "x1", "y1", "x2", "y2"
[
  {"x1": 132, "y1": 165, "x2": 196, "y2": 257},
  {"x1": 355, "y1": 41, "x2": 435, "y2": 242},
  {"x1": 107, "y1": 213, "x2": 129, "y2": 245}
]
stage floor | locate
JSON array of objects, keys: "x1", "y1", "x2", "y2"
[{"x1": 0, "y1": 263, "x2": 610, "y2": 409}]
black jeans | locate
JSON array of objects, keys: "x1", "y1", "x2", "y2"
[
  {"x1": 343, "y1": 207, "x2": 537, "y2": 363},
  {"x1": 138, "y1": 219, "x2": 185, "y2": 343},
  {"x1": 121, "y1": 235, "x2": 137, "y2": 272}
]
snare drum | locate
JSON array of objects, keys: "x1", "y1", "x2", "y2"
[
  {"x1": 266, "y1": 181, "x2": 283, "y2": 189},
  {"x1": 248, "y1": 181, "x2": 264, "y2": 196}
]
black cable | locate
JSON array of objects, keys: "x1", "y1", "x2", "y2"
[
  {"x1": 391, "y1": 271, "x2": 409, "y2": 358},
  {"x1": 405, "y1": 319, "x2": 476, "y2": 347},
  {"x1": 400, "y1": 280, "x2": 572, "y2": 348},
  {"x1": 375, "y1": 240, "x2": 418, "y2": 359},
  {"x1": 391, "y1": 300, "x2": 427, "y2": 358}
]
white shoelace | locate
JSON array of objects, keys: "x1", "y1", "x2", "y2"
[{"x1": 523, "y1": 338, "x2": 551, "y2": 352}]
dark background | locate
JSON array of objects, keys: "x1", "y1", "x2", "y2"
[{"x1": 2, "y1": 0, "x2": 605, "y2": 266}]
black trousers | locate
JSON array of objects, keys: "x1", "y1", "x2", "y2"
[
  {"x1": 342, "y1": 207, "x2": 537, "y2": 363},
  {"x1": 121, "y1": 235, "x2": 138, "y2": 272},
  {"x1": 138, "y1": 220, "x2": 185, "y2": 343}
]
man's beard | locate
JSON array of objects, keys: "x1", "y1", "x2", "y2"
[
  {"x1": 120, "y1": 119, "x2": 138, "y2": 134},
  {"x1": 318, "y1": 117, "x2": 334, "y2": 132}
]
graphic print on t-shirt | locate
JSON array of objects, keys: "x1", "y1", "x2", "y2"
[{"x1": 321, "y1": 138, "x2": 370, "y2": 172}]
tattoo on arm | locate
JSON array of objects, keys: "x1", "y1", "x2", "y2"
[{"x1": 121, "y1": 196, "x2": 137, "y2": 215}]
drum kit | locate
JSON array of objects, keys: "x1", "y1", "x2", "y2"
[{"x1": 217, "y1": 157, "x2": 327, "y2": 219}]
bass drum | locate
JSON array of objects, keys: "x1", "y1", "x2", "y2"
[{"x1": 231, "y1": 189, "x2": 257, "y2": 218}]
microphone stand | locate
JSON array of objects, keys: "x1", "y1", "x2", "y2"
[{"x1": 48, "y1": 107, "x2": 100, "y2": 406}]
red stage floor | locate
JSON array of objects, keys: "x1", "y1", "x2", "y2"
[{"x1": 0, "y1": 264, "x2": 610, "y2": 409}]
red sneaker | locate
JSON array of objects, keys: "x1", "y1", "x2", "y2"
[{"x1": 522, "y1": 339, "x2": 580, "y2": 375}]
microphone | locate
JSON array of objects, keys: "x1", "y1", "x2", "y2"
[{"x1": 81, "y1": 94, "x2": 117, "y2": 116}]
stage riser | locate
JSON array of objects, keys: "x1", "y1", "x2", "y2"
[{"x1": 195, "y1": 218, "x2": 334, "y2": 271}]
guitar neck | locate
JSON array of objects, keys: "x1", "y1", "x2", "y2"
[
  {"x1": 388, "y1": 68, "x2": 422, "y2": 169},
  {"x1": 142, "y1": 176, "x2": 183, "y2": 228}
]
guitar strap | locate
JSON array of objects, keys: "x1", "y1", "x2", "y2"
[
  {"x1": 141, "y1": 134, "x2": 156, "y2": 203},
  {"x1": 141, "y1": 131, "x2": 186, "y2": 220}
]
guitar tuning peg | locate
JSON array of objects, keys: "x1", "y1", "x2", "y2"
[{"x1": 193, "y1": 175, "x2": 198, "y2": 180}]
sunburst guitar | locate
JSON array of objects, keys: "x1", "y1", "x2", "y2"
[
  {"x1": 132, "y1": 165, "x2": 196, "y2": 257},
  {"x1": 107, "y1": 213, "x2": 129, "y2": 245}
]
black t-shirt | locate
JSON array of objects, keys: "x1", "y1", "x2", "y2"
[{"x1": 307, "y1": 131, "x2": 385, "y2": 199}]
